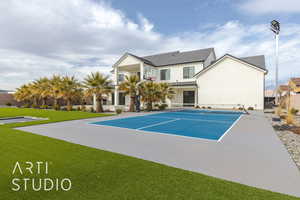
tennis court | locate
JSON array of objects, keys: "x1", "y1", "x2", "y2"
[{"x1": 91, "y1": 109, "x2": 243, "y2": 141}]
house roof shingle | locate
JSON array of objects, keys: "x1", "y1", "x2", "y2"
[
  {"x1": 240, "y1": 55, "x2": 266, "y2": 70},
  {"x1": 140, "y1": 48, "x2": 214, "y2": 67}
]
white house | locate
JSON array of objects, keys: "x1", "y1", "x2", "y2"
[{"x1": 107, "y1": 48, "x2": 267, "y2": 110}]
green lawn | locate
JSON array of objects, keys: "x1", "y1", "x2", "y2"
[{"x1": 0, "y1": 108, "x2": 299, "y2": 200}]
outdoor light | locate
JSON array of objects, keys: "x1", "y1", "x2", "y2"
[{"x1": 270, "y1": 20, "x2": 280, "y2": 104}]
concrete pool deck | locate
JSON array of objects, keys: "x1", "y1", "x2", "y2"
[{"x1": 17, "y1": 111, "x2": 300, "y2": 197}]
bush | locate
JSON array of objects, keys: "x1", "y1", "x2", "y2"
[
  {"x1": 116, "y1": 108, "x2": 122, "y2": 114},
  {"x1": 40, "y1": 105, "x2": 49, "y2": 109},
  {"x1": 238, "y1": 107, "x2": 244, "y2": 110},
  {"x1": 90, "y1": 107, "x2": 94, "y2": 113},
  {"x1": 32, "y1": 104, "x2": 40, "y2": 109},
  {"x1": 275, "y1": 106, "x2": 282, "y2": 116},
  {"x1": 81, "y1": 105, "x2": 86, "y2": 112},
  {"x1": 201, "y1": 106, "x2": 206, "y2": 109},
  {"x1": 247, "y1": 107, "x2": 254, "y2": 110},
  {"x1": 5, "y1": 102, "x2": 12, "y2": 106},
  {"x1": 207, "y1": 106, "x2": 212, "y2": 109},
  {"x1": 195, "y1": 105, "x2": 200, "y2": 109},
  {"x1": 76, "y1": 106, "x2": 81, "y2": 111},
  {"x1": 158, "y1": 104, "x2": 168, "y2": 111},
  {"x1": 286, "y1": 112, "x2": 295, "y2": 125},
  {"x1": 290, "y1": 108, "x2": 299, "y2": 115},
  {"x1": 53, "y1": 104, "x2": 60, "y2": 110},
  {"x1": 23, "y1": 103, "x2": 31, "y2": 108}
]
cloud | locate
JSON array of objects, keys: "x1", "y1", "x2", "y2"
[
  {"x1": 0, "y1": 0, "x2": 300, "y2": 90},
  {"x1": 238, "y1": 0, "x2": 300, "y2": 14}
]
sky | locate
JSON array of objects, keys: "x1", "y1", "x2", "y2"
[{"x1": 1, "y1": 0, "x2": 300, "y2": 90}]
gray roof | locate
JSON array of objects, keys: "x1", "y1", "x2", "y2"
[
  {"x1": 169, "y1": 81, "x2": 197, "y2": 87},
  {"x1": 240, "y1": 55, "x2": 266, "y2": 70},
  {"x1": 139, "y1": 48, "x2": 215, "y2": 67}
]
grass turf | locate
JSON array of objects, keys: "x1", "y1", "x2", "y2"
[{"x1": 0, "y1": 108, "x2": 299, "y2": 200}]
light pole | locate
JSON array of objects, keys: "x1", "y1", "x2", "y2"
[{"x1": 270, "y1": 20, "x2": 280, "y2": 104}]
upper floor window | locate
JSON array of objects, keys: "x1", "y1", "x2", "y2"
[
  {"x1": 118, "y1": 74, "x2": 125, "y2": 82},
  {"x1": 183, "y1": 66, "x2": 195, "y2": 79},
  {"x1": 160, "y1": 69, "x2": 170, "y2": 80}
]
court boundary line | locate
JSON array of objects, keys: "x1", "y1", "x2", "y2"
[
  {"x1": 217, "y1": 115, "x2": 243, "y2": 142},
  {"x1": 88, "y1": 112, "x2": 243, "y2": 142},
  {"x1": 136, "y1": 119, "x2": 179, "y2": 130},
  {"x1": 88, "y1": 122, "x2": 218, "y2": 142}
]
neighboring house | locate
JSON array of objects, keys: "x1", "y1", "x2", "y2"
[
  {"x1": 110, "y1": 48, "x2": 267, "y2": 110},
  {"x1": 0, "y1": 90, "x2": 18, "y2": 106},
  {"x1": 277, "y1": 78, "x2": 300, "y2": 110}
]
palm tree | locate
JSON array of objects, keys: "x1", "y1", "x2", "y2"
[
  {"x1": 14, "y1": 84, "x2": 32, "y2": 105},
  {"x1": 60, "y1": 76, "x2": 82, "y2": 111},
  {"x1": 119, "y1": 75, "x2": 139, "y2": 112},
  {"x1": 157, "y1": 83, "x2": 174, "y2": 103},
  {"x1": 139, "y1": 81, "x2": 161, "y2": 111},
  {"x1": 83, "y1": 72, "x2": 112, "y2": 112},
  {"x1": 33, "y1": 77, "x2": 51, "y2": 106},
  {"x1": 49, "y1": 75, "x2": 63, "y2": 109}
]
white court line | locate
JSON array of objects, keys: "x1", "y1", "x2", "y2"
[
  {"x1": 217, "y1": 115, "x2": 243, "y2": 143},
  {"x1": 136, "y1": 119, "x2": 179, "y2": 130},
  {"x1": 145, "y1": 115, "x2": 232, "y2": 124}
]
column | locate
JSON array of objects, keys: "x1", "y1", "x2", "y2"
[
  {"x1": 93, "y1": 94, "x2": 97, "y2": 110},
  {"x1": 114, "y1": 86, "x2": 119, "y2": 106},
  {"x1": 114, "y1": 66, "x2": 119, "y2": 106},
  {"x1": 140, "y1": 62, "x2": 144, "y2": 81},
  {"x1": 194, "y1": 87, "x2": 198, "y2": 107}
]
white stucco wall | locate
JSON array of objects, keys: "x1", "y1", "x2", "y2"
[
  {"x1": 196, "y1": 57, "x2": 265, "y2": 110},
  {"x1": 156, "y1": 62, "x2": 204, "y2": 83}
]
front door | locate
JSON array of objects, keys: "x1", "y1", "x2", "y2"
[{"x1": 183, "y1": 91, "x2": 195, "y2": 106}]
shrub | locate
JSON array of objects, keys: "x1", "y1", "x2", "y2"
[
  {"x1": 207, "y1": 106, "x2": 212, "y2": 109},
  {"x1": 275, "y1": 106, "x2": 282, "y2": 116},
  {"x1": 195, "y1": 105, "x2": 200, "y2": 109},
  {"x1": 5, "y1": 102, "x2": 12, "y2": 106},
  {"x1": 286, "y1": 111, "x2": 295, "y2": 125},
  {"x1": 238, "y1": 107, "x2": 244, "y2": 110},
  {"x1": 201, "y1": 106, "x2": 206, "y2": 109},
  {"x1": 116, "y1": 108, "x2": 122, "y2": 114},
  {"x1": 290, "y1": 108, "x2": 299, "y2": 115},
  {"x1": 81, "y1": 105, "x2": 86, "y2": 112},
  {"x1": 32, "y1": 104, "x2": 40, "y2": 109},
  {"x1": 247, "y1": 107, "x2": 254, "y2": 110},
  {"x1": 23, "y1": 103, "x2": 31, "y2": 108},
  {"x1": 158, "y1": 104, "x2": 168, "y2": 111},
  {"x1": 40, "y1": 105, "x2": 49, "y2": 109},
  {"x1": 53, "y1": 104, "x2": 60, "y2": 111},
  {"x1": 76, "y1": 106, "x2": 81, "y2": 111},
  {"x1": 90, "y1": 107, "x2": 94, "y2": 113}
]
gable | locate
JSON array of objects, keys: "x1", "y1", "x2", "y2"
[
  {"x1": 194, "y1": 54, "x2": 267, "y2": 78},
  {"x1": 115, "y1": 54, "x2": 142, "y2": 67}
]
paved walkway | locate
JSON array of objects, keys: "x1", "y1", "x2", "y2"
[{"x1": 17, "y1": 111, "x2": 300, "y2": 197}]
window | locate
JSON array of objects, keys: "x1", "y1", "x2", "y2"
[
  {"x1": 160, "y1": 69, "x2": 170, "y2": 80},
  {"x1": 118, "y1": 92, "x2": 125, "y2": 105},
  {"x1": 118, "y1": 74, "x2": 125, "y2": 82},
  {"x1": 183, "y1": 66, "x2": 195, "y2": 79}
]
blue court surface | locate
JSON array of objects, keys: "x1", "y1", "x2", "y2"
[{"x1": 90, "y1": 110, "x2": 243, "y2": 141}]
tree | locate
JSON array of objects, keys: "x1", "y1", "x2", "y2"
[
  {"x1": 157, "y1": 83, "x2": 174, "y2": 103},
  {"x1": 60, "y1": 76, "x2": 82, "y2": 111},
  {"x1": 83, "y1": 72, "x2": 112, "y2": 112},
  {"x1": 14, "y1": 84, "x2": 32, "y2": 105},
  {"x1": 118, "y1": 75, "x2": 139, "y2": 112},
  {"x1": 49, "y1": 75, "x2": 63, "y2": 108},
  {"x1": 33, "y1": 77, "x2": 51, "y2": 106},
  {"x1": 139, "y1": 81, "x2": 161, "y2": 111}
]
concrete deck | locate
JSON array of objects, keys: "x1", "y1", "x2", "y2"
[{"x1": 17, "y1": 111, "x2": 300, "y2": 197}]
